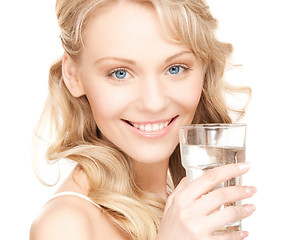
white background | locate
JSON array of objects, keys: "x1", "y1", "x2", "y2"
[{"x1": 1, "y1": 0, "x2": 293, "y2": 239}]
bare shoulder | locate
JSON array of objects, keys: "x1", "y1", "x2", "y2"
[
  {"x1": 30, "y1": 194, "x2": 127, "y2": 240},
  {"x1": 31, "y1": 168, "x2": 127, "y2": 240},
  {"x1": 30, "y1": 196, "x2": 96, "y2": 240}
]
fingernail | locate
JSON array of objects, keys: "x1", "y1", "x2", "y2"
[
  {"x1": 245, "y1": 186, "x2": 257, "y2": 195},
  {"x1": 238, "y1": 162, "x2": 252, "y2": 172},
  {"x1": 245, "y1": 204, "x2": 256, "y2": 214},
  {"x1": 240, "y1": 231, "x2": 249, "y2": 239}
]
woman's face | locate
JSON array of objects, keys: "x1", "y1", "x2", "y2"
[{"x1": 74, "y1": 2, "x2": 203, "y2": 164}]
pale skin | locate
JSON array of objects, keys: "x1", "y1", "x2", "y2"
[{"x1": 30, "y1": 2, "x2": 256, "y2": 240}]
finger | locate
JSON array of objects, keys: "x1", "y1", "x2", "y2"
[
  {"x1": 195, "y1": 186, "x2": 257, "y2": 215},
  {"x1": 178, "y1": 163, "x2": 251, "y2": 201},
  {"x1": 165, "y1": 177, "x2": 188, "y2": 211},
  {"x1": 213, "y1": 231, "x2": 249, "y2": 240},
  {"x1": 171, "y1": 177, "x2": 188, "y2": 196},
  {"x1": 207, "y1": 204, "x2": 256, "y2": 231}
]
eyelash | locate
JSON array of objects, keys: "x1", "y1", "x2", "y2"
[
  {"x1": 106, "y1": 67, "x2": 130, "y2": 79},
  {"x1": 167, "y1": 64, "x2": 190, "y2": 74},
  {"x1": 105, "y1": 64, "x2": 191, "y2": 80}
]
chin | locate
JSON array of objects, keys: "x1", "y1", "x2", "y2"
[{"x1": 128, "y1": 144, "x2": 178, "y2": 165}]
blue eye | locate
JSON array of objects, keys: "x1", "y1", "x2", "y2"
[
  {"x1": 168, "y1": 66, "x2": 180, "y2": 74},
  {"x1": 106, "y1": 68, "x2": 132, "y2": 81},
  {"x1": 114, "y1": 70, "x2": 127, "y2": 79}
]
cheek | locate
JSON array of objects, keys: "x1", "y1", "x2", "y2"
[
  {"x1": 185, "y1": 88, "x2": 202, "y2": 109},
  {"x1": 175, "y1": 80, "x2": 202, "y2": 113},
  {"x1": 85, "y1": 88, "x2": 112, "y2": 120},
  {"x1": 83, "y1": 83, "x2": 130, "y2": 123}
]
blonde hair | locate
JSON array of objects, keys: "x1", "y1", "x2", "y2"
[{"x1": 34, "y1": 0, "x2": 250, "y2": 239}]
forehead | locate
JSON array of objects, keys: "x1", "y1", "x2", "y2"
[{"x1": 81, "y1": 1, "x2": 191, "y2": 61}]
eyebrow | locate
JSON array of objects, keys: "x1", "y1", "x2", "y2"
[
  {"x1": 164, "y1": 51, "x2": 194, "y2": 63},
  {"x1": 94, "y1": 50, "x2": 194, "y2": 66},
  {"x1": 94, "y1": 57, "x2": 136, "y2": 66}
]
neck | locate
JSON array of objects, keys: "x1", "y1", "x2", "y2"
[{"x1": 133, "y1": 159, "x2": 169, "y2": 200}]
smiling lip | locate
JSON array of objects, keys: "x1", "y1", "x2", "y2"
[{"x1": 122, "y1": 116, "x2": 178, "y2": 138}]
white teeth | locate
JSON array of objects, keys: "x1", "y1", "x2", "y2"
[
  {"x1": 152, "y1": 124, "x2": 160, "y2": 131},
  {"x1": 131, "y1": 121, "x2": 170, "y2": 132},
  {"x1": 145, "y1": 124, "x2": 152, "y2": 131}
]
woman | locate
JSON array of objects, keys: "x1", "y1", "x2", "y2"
[{"x1": 30, "y1": 0, "x2": 256, "y2": 239}]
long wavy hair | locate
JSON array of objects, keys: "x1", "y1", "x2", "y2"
[{"x1": 34, "y1": 0, "x2": 250, "y2": 239}]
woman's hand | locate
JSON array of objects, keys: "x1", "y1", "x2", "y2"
[{"x1": 157, "y1": 163, "x2": 256, "y2": 240}]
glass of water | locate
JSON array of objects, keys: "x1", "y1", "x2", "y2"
[{"x1": 179, "y1": 123, "x2": 247, "y2": 232}]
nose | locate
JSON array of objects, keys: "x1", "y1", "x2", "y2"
[{"x1": 137, "y1": 76, "x2": 168, "y2": 113}]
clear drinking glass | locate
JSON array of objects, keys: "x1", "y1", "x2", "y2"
[{"x1": 179, "y1": 123, "x2": 247, "y2": 233}]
